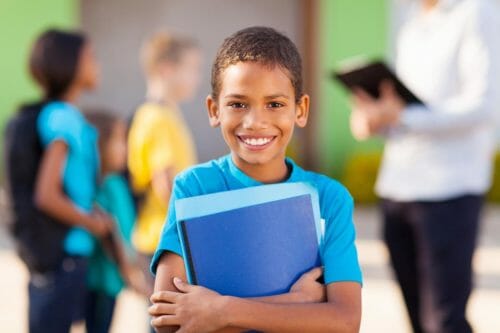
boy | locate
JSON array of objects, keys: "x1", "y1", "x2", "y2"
[{"x1": 149, "y1": 27, "x2": 362, "y2": 333}]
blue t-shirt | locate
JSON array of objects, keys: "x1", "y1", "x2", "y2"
[
  {"x1": 88, "y1": 173, "x2": 137, "y2": 297},
  {"x1": 151, "y1": 154, "x2": 362, "y2": 285},
  {"x1": 38, "y1": 101, "x2": 99, "y2": 256}
]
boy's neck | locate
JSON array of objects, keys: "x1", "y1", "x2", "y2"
[{"x1": 232, "y1": 154, "x2": 290, "y2": 184}]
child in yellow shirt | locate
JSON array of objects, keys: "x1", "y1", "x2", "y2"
[{"x1": 128, "y1": 32, "x2": 201, "y2": 262}]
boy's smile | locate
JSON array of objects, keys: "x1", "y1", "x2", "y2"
[
  {"x1": 237, "y1": 135, "x2": 275, "y2": 151},
  {"x1": 207, "y1": 62, "x2": 309, "y2": 183}
]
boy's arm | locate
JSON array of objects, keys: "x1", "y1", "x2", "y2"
[
  {"x1": 153, "y1": 253, "x2": 246, "y2": 333},
  {"x1": 220, "y1": 282, "x2": 361, "y2": 333},
  {"x1": 34, "y1": 141, "x2": 111, "y2": 237},
  {"x1": 152, "y1": 253, "x2": 326, "y2": 333},
  {"x1": 151, "y1": 279, "x2": 361, "y2": 333},
  {"x1": 153, "y1": 252, "x2": 186, "y2": 333}
]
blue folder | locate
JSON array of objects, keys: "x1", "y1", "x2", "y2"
[{"x1": 175, "y1": 182, "x2": 323, "y2": 298}]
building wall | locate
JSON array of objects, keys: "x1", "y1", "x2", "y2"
[
  {"x1": 317, "y1": 0, "x2": 389, "y2": 177},
  {"x1": 79, "y1": 0, "x2": 302, "y2": 163}
]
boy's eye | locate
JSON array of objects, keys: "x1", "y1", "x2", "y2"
[
  {"x1": 267, "y1": 101, "x2": 284, "y2": 108},
  {"x1": 228, "y1": 102, "x2": 247, "y2": 109}
]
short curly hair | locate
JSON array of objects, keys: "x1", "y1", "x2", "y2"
[{"x1": 211, "y1": 26, "x2": 303, "y2": 102}]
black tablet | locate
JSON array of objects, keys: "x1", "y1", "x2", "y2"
[{"x1": 333, "y1": 60, "x2": 424, "y2": 105}]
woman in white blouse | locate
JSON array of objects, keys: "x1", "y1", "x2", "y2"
[{"x1": 350, "y1": 0, "x2": 500, "y2": 332}]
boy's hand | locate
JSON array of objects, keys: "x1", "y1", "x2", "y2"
[
  {"x1": 290, "y1": 267, "x2": 326, "y2": 303},
  {"x1": 149, "y1": 277, "x2": 228, "y2": 333},
  {"x1": 82, "y1": 210, "x2": 114, "y2": 237}
]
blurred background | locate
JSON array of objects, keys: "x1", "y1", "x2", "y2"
[{"x1": 0, "y1": 0, "x2": 499, "y2": 332}]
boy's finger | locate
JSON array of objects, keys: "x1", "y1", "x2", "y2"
[
  {"x1": 150, "y1": 290, "x2": 179, "y2": 303},
  {"x1": 149, "y1": 302, "x2": 176, "y2": 316},
  {"x1": 173, "y1": 277, "x2": 192, "y2": 293},
  {"x1": 151, "y1": 314, "x2": 178, "y2": 327},
  {"x1": 176, "y1": 327, "x2": 191, "y2": 333},
  {"x1": 307, "y1": 266, "x2": 324, "y2": 279}
]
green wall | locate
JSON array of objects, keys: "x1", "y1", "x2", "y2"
[
  {"x1": 0, "y1": 0, "x2": 77, "y2": 136},
  {"x1": 317, "y1": 0, "x2": 388, "y2": 177}
]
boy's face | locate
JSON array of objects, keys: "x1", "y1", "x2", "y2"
[
  {"x1": 159, "y1": 49, "x2": 202, "y2": 103},
  {"x1": 207, "y1": 62, "x2": 309, "y2": 176},
  {"x1": 76, "y1": 43, "x2": 99, "y2": 91}
]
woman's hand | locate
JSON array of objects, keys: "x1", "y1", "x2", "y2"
[
  {"x1": 289, "y1": 267, "x2": 326, "y2": 303},
  {"x1": 149, "y1": 277, "x2": 228, "y2": 333},
  {"x1": 350, "y1": 80, "x2": 405, "y2": 139},
  {"x1": 350, "y1": 107, "x2": 377, "y2": 140}
]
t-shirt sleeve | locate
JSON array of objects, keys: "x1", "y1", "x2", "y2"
[
  {"x1": 150, "y1": 177, "x2": 187, "y2": 274},
  {"x1": 322, "y1": 185, "x2": 363, "y2": 286},
  {"x1": 147, "y1": 117, "x2": 175, "y2": 174},
  {"x1": 37, "y1": 102, "x2": 82, "y2": 151}
]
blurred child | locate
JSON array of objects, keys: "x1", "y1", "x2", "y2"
[
  {"x1": 25, "y1": 29, "x2": 112, "y2": 333},
  {"x1": 128, "y1": 31, "x2": 201, "y2": 279},
  {"x1": 149, "y1": 27, "x2": 362, "y2": 333},
  {"x1": 85, "y1": 111, "x2": 150, "y2": 333}
]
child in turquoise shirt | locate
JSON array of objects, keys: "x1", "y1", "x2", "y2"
[
  {"x1": 150, "y1": 27, "x2": 362, "y2": 333},
  {"x1": 85, "y1": 111, "x2": 149, "y2": 333},
  {"x1": 30, "y1": 29, "x2": 112, "y2": 333}
]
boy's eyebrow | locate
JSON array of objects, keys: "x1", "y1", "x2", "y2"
[
  {"x1": 223, "y1": 93, "x2": 291, "y2": 99},
  {"x1": 223, "y1": 94, "x2": 247, "y2": 99},
  {"x1": 264, "y1": 93, "x2": 291, "y2": 100}
]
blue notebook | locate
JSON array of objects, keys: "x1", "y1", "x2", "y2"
[{"x1": 175, "y1": 182, "x2": 323, "y2": 298}]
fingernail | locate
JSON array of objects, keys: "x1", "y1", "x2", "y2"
[{"x1": 173, "y1": 277, "x2": 181, "y2": 283}]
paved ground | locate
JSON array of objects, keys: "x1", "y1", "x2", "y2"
[
  {"x1": 1, "y1": 195, "x2": 499, "y2": 332},
  {"x1": 354, "y1": 205, "x2": 500, "y2": 333}
]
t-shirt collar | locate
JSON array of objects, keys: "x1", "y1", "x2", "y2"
[{"x1": 226, "y1": 154, "x2": 301, "y2": 187}]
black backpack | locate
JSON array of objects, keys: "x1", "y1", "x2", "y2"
[{"x1": 3, "y1": 101, "x2": 70, "y2": 273}]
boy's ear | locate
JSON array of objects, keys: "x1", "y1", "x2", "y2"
[
  {"x1": 295, "y1": 94, "x2": 310, "y2": 128},
  {"x1": 206, "y1": 95, "x2": 220, "y2": 127}
]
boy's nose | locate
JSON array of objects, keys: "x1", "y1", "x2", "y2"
[{"x1": 242, "y1": 108, "x2": 269, "y2": 129}]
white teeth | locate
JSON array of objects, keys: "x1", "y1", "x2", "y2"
[{"x1": 242, "y1": 137, "x2": 272, "y2": 146}]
